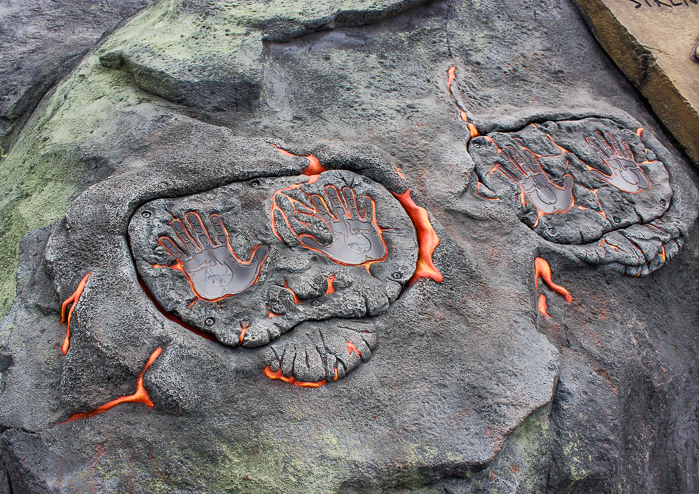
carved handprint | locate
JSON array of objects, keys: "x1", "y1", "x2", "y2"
[
  {"x1": 500, "y1": 146, "x2": 574, "y2": 214},
  {"x1": 585, "y1": 131, "x2": 651, "y2": 193},
  {"x1": 158, "y1": 212, "x2": 268, "y2": 301},
  {"x1": 275, "y1": 185, "x2": 387, "y2": 266}
]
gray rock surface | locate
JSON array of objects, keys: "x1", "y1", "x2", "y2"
[
  {"x1": 0, "y1": 0, "x2": 697, "y2": 493},
  {"x1": 0, "y1": 0, "x2": 154, "y2": 155}
]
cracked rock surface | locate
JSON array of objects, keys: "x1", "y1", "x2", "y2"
[{"x1": 0, "y1": 0, "x2": 698, "y2": 493}]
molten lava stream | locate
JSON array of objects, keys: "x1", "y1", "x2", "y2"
[
  {"x1": 60, "y1": 272, "x2": 93, "y2": 355},
  {"x1": 534, "y1": 257, "x2": 572, "y2": 303},
  {"x1": 263, "y1": 367, "x2": 327, "y2": 388},
  {"x1": 392, "y1": 189, "x2": 442, "y2": 285},
  {"x1": 62, "y1": 347, "x2": 163, "y2": 423}
]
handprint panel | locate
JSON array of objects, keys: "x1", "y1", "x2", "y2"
[
  {"x1": 469, "y1": 117, "x2": 672, "y2": 247},
  {"x1": 158, "y1": 212, "x2": 269, "y2": 301},
  {"x1": 272, "y1": 184, "x2": 387, "y2": 266}
]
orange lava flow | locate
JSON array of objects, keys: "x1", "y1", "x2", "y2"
[
  {"x1": 537, "y1": 294, "x2": 552, "y2": 318},
  {"x1": 334, "y1": 367, "x2": 339, "y2": 381},
  {"x1": 447, "y1": 66, "x2": 457, "y2": 94},
  {"x1": 325, "y1": 275, "x2": 336, "y2": 295},
  {"x1": 263, "y1": 367, "x2": 327, "y2": 388},
  {"x1": 63, "y1": 347, "x2": 163, "y2": 423},
  {"x1": 346, "y1": 341, "x2": 361, "y2": 358},
  {"x1": 447, "y1": 66, "x2": 480, "y2": 137},
  {"x1": 267, "y1": 310, "x2": 281, "y2": 318},
  {"x1": 284, "y1": 279, "x2": 300, "y2": 304},
  {"x1": 60, "y1": 272, "x2": 93, "y2": 355},
  {"x1": 270, "y1": 143, "x2": 327, "y2": 177},
  {"x1": 239, "y1": 321, "x2": 251, "y2": 345},
  {"x1": 392, "y1": 189, "x2": 443, "y2": 285},
  {"x1": 659, "y1": 245, "x2": 666, "y2": 262},
  {"x1": 534, "y1": 258, "x2": 572, "y2": 303},
  {"x1": 636, "y1": 127, "x2": 645, "y2": 138}
]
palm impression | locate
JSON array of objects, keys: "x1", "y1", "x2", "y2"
[{"x1": 272, "y1": 184, "x2": 387, "y2": 266}]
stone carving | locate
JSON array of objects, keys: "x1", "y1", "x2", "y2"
[
  {"x1": 129, "y1": 169, "x2": 418, "y2": 381},
  {"x1": 469, "y1": 117, "x2": 681, "y2": 276},
  {"x1": 585, "y1": 131, "x2": 651, "y2": 193},
  {"x1": 498, "y1": 145, "x2": 575, "y2": 215},
  {"x1": 158, "y1": 212, "x2": 269, "y2": 301},
  {"x1": 273, "y1": 184, "x2": 387, "y2": 266}
]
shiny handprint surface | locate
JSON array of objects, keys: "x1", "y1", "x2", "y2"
[
  {"x1": 159, "y1": 212, "x2": 269, "y2": 301},
  {"x1": 274, "y1": 185, "x2": 387, "y2": 266},
  {"x1": 585, "y1": 131, "x2": 651, "y2": 193},
  {"x1": 500, "y1": 146, "x2": 574, "y2": 214}
]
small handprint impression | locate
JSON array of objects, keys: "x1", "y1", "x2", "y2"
[
  {"x1": 585, "y1": 131, "x2": 651, "y2": 193},
  {"x1": 158, "y1": 212, "x2": 269, "y2": 301},
  {"x1": 274, "y1": 184, "x2": 387, "y2": 266},
  {"x1": 500, "y1": 146, "x2": 574, "y2": 215}
]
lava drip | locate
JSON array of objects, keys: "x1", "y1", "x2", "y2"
[
  {"x1": 534, "y1": 257, "x2": 572, "y2": 303},
  {"x1": 60, "y1": 272, "x2": 93, "y2": 355},
  {"x1": 446, "y1": 66, "x2": 480, "y2": 138},
  {"x1": 271, "y1": 143, "x2": 327, "y2": 179},
  {"x1": 263, "y1": 366, "x2": 327, "y2": 388},
  {"x1": 392, "y1": 189, "x2": 443, "y2": 284},
  {"x1": 62, "y1": 347, "x2": 163, "y2": 423}
]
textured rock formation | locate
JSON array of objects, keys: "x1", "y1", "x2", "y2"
[{"x1": 0, "y1": 0, "x2": 698, "y2": 493}]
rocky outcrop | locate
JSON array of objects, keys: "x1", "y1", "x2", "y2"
[{"x1": 0, "y1": 0, "x2": 697, "y2": 492}]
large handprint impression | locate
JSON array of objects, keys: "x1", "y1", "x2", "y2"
[
  {"x1": 273, "y1": 185, "x2": 387, "y2": 266},
  {"x1": 500, "y1": 146, "x2": 574, "y2": 215},
  {"x1": 158, "y1": 212, "x2": 268, "y2": 301},
  {"x1": 585, "y1": 131, "x2": 651, "y2": 193}
]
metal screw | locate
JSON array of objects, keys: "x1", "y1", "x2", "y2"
[
  {"x1": 250, "y1": 180, "x2": 260, "y2": 188},
  {"x1": 205, "y1": 317, "x2": 215, "y2": 326},
  {"x1": 660, "y1": 199, "x2": 667, "y2": 206},
  {"x1": 392, "y1": 272, "x2": 402, "y2": 279},
  {"x1": 473, "y1": 142, "x2": 481, "y2": 148},
  {"x1": 613, "y1": 216, "x2": 621, "y2": 223},
  {"x1": 549, "y1": 228, "x2": 556, "y2": 234},
  {"x1": 312, "y1": 300, "x2": 321, "y2": 307},
  {"x1": 141, "y1": 211, "x2": 151, "y2": 218}
]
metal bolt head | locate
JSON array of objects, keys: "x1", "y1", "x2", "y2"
[
  {"x1": 613, "y1": 216, "x2": 621, "y2": 223},
  {"x1": 141, "y1": 211, "x2": 151, "y2": 218},
  {"x1": 205, "y1": 317, "x2": 215, "y2": 326},
  {"x1": 392, "y1": 272, "x2": 402, "y2": 279}
]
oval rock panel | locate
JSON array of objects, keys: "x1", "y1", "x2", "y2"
[
  {"x1": 469, "y1": 117, "x2": 672, "y2": 245},
  {"x1": 129, "y1": 170, "x2": 418, "y2": 348}
]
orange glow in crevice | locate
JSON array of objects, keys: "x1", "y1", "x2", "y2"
[
  {"x1": 446, "y1": 66, "x2": 480, "y2": 138},
  {"x1": 325, "y1": 275, "x2": 336, "y2": 295},
  {"x1": 659, "y1": 245, "x2": 666, "y2": 262},
  {"x1": 396, "y1": 167, "x2": 407, "y2": 180},
  {"x1": 267, "y1": 310, "x2": 281, "y2": 318},
  {"x1": 599, "y1": 239, "x2": 620, "y2": 252},
  {"x1": 270, "y1": 143, "x2": 327, "y2": 178},
  {"x1": 334, "y1": 366, "x2": 339, "y2": 381},
  {"x1": 636, "y1": 127, "x2": 645, "y2": 138},
  {"x1": 137, "y1": 273, "x2": 217, "y2": 342},
  {"x1": 239, "y1": 321, "x2": 251, "y2": 345},
  {"x1": 263, "y1": 366, "x2": 327, "y2": 388},
  {"x1": 392, "y1": 189, "x2": 443, "y2": 285},
  {"x1": 537, "y1": 294, "x2": 552, "y2": 318},
  {"x1": 60, "y1": 272, "x2": 93, "y2": 355},
  {"x1": 284, "y1": 279, "x2": 300, "y2": 304},
  {"x1": 346, "y1": 341, "x2": 361, "y2": 358},
  {"x1": 63, "y1": 347, "x2": 163, "y2": 423},
  {"x1": 534, "y1": 257, "x2": 572, "y2": 303}
]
